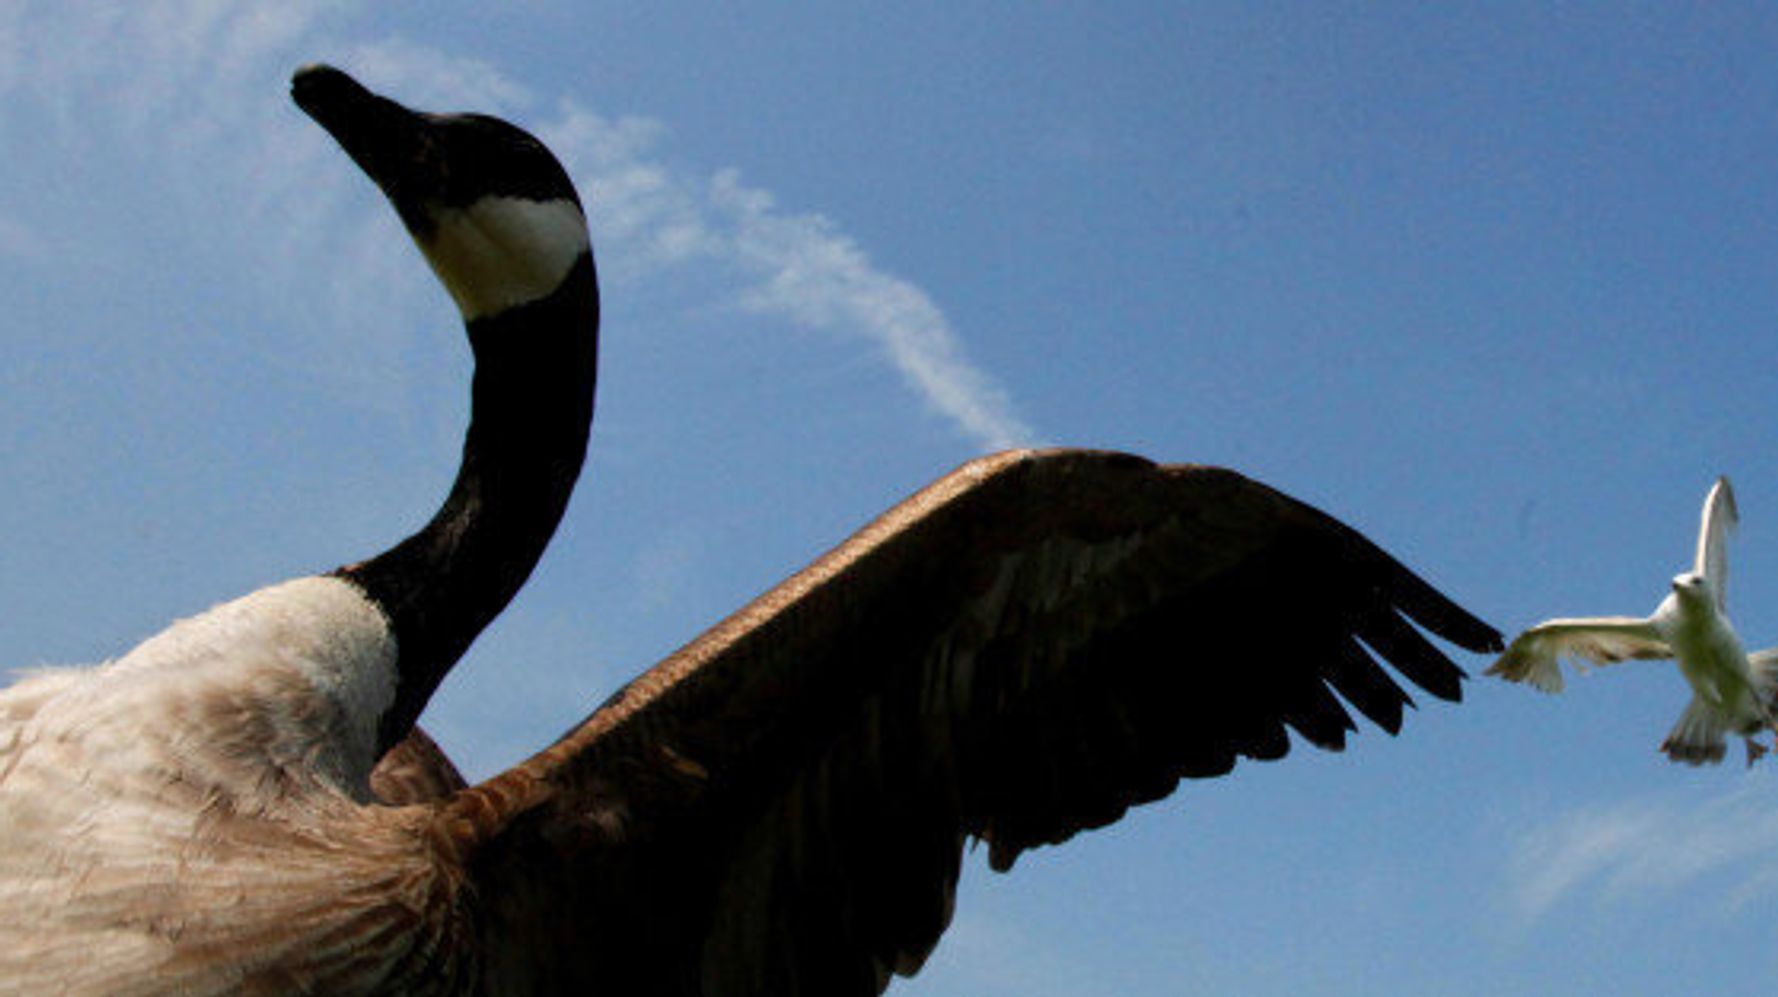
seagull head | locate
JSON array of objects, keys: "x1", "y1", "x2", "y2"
[{"x1": 1671, "y1": 572, "x2": 1712, "y2": 606}]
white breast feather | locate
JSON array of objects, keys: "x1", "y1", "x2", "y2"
[
  {"x1": 0, "y1": 574, "x2": 398, "y2": 812},
  {"x1": 0, "y1": 576, "x2": 423, "y2": 993},
  {"x1": 84, "y1": 575, "x2": 398, "y2": 788}
]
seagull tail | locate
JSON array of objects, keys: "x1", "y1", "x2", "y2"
[{"x1": 1660, "y1": 696, "x2": 1729, "y2": 766}]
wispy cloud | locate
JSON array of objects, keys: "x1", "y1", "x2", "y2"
[
  {"x1": 1503, "y1": 783, "x2": 1778, "y2": 920},
  {"x1": 536, "y1": 95, "x2": 1037, "y2": 448},
  {"x1": 710, "y1": 172, "x2": 1035, "y2": 450},
  {"x1": 0, "y1": 1, "x2": 1033, "y2": 450}
]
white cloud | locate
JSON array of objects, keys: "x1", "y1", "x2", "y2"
[
  {"x1": 1504, "y1": 783, "x2": 1778, "y2": 920},
  {"x1": 343, "y1": 37, "x2": 533, "y2": 111},
  {"x1": 0, "y1": 2, "x2": 1031, "y2": 450},
  {"x1": 537, "y1": 101, "x2": 1038, "y2": 448},
  {"x1": 710, "y1": 171, "x2": 1036, "y2": 450}
]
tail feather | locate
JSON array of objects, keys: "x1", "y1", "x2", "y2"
[{"x1": 1661, "y1": 696, "x2": 1730, "y2": 766}]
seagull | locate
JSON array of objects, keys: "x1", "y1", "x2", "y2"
[{"x1": 1487, "y1": 477, "x2": 1778, "y2": 765}]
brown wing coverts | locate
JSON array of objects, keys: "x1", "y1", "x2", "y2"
[
  {"x1": 450, "y1": 449, "x2": 1499, "y2": 996},
  {"x1": 370, "y1": 727, "x2": 469, "y2": 805}
]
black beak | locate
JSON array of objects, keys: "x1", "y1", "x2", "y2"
[{"x1": 292, "y1": 64, "x2": 436, "y2": 230}]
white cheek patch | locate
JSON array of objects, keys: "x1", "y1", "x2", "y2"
[{"x1": 419, "y1": 196, "x2": 590, "y2": 321}]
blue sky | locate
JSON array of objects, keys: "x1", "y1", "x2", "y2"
[{"x1": 4, "y1": 3, "x2": 1778, "y2": 994}]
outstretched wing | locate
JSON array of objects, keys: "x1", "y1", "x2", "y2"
[
  {"x1": 441, "y1": 449, "x2": 1499, "y2": 996},
  {"x1": 1485, "y1": 617, "x2": 1670, "y2": 693},
  {"x1": 1695, "y1": 476, "x2": 1738, "y2": 610}
]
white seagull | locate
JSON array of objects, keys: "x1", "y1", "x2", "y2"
[{"x1": 1488, "y1": 477, "x2": 1778, "y2": 765}]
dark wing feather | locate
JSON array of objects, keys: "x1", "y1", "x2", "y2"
[
  {"x1": 440, "y1": 449, "x2": 1500, "y2": 996},
  {"x1": 369, "y1": 727, "x2": 467, "y2": 805}
]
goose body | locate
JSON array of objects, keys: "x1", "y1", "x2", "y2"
[{"x1": 0, "y1": 68, "x2": 1500, "y2": 995}]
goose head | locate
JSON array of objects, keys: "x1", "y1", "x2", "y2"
[
  {"x1": 294, "y1": 65, "x2": 600, "y2": 755},
  {"x1": 292, "y1": 64, "x2": 590, "y2": 322}
]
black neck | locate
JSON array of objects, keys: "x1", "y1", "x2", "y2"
[{"x1": 341, "y1": 252, "x2": 599, "y2": 755}]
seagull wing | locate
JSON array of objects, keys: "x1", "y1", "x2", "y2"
[
  {"x1": 1746, "y1": 647, "x2": 1778, "y2": 701},
  {"x1": 1485, "y1": 617, "x2": 1671, "y2": 693},
  {"x1": 434, "y1": 449, "x2": 1499, "y2": 996},
  {"x1": 1695, "y1": 476, "x2": 1738, "y2": 610}
]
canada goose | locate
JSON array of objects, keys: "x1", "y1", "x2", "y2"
[
  {"x1": 0, "y1": 66, "x2": 1500, "y2": 996},
  {"x1": 1490, "y1": 477, "x2": 1778, "y2": 765}
]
